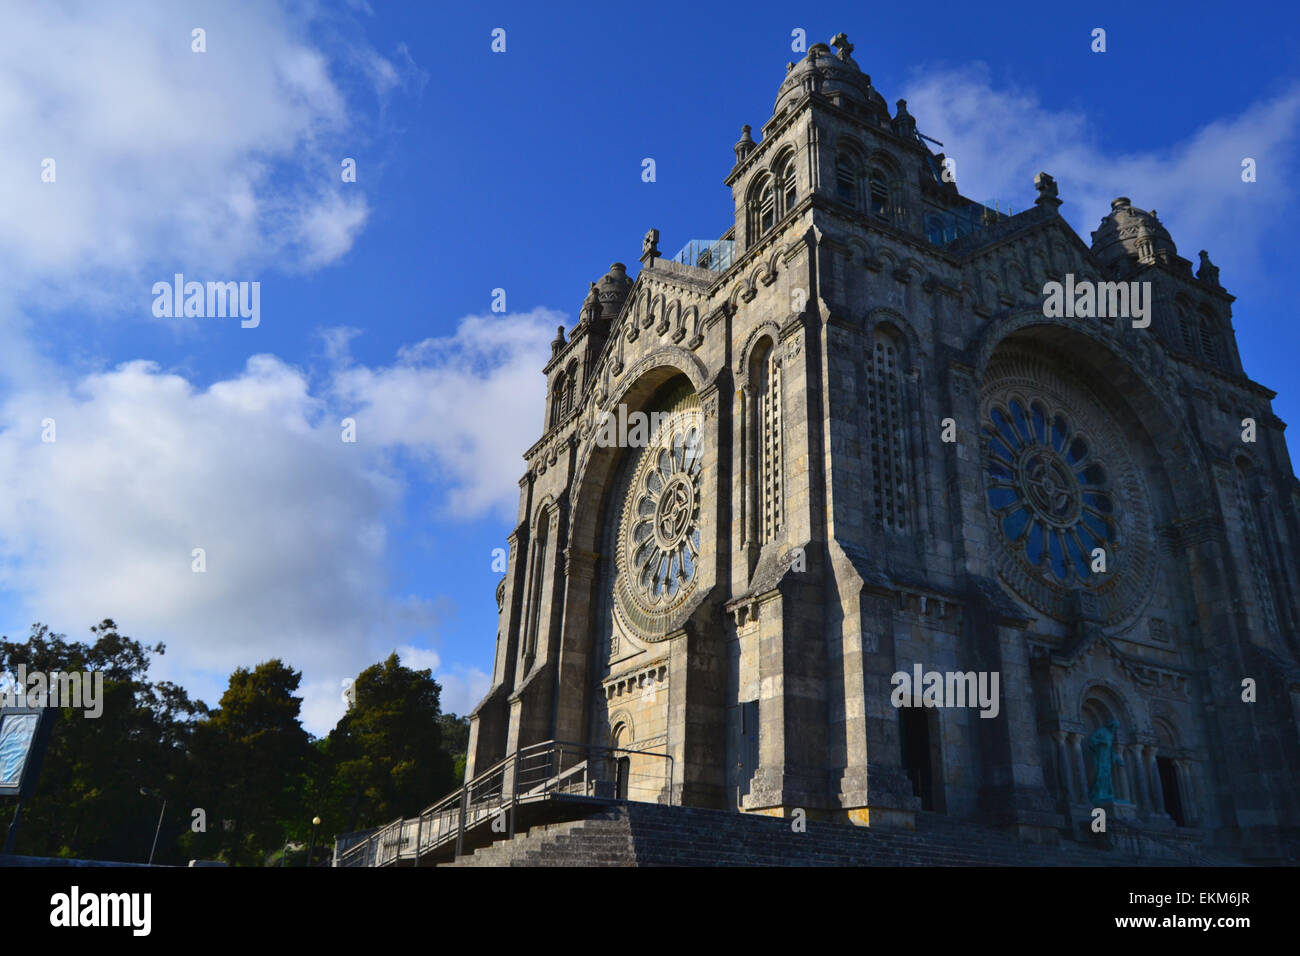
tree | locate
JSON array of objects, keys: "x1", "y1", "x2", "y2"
[
  {"x1": 325, "y1": 653, "x2": 457, "y2": 832},
  {"x1": 438, "y1": 713, "x2": 471, "y2": 782},
  {"x1": 189, "y1": 660, "x2": 312, "y2": 866},
  {"x1": 0, "y1": 620, "x2": 204, "y2": 862}
]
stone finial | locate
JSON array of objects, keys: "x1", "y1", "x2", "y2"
[
  {"x1": 892, "y1": 98, "x2": 916, "y2": 137},
  {"x1": 733, "y1": 124, "x2": 755, "y2": 165},
  {"x1": 1197, "y1": 249, "x2": 1222, "y2": 288},
  {"x1": 579, "y1": 281, "x2": 600, "y2": 323},
  {"x1": 786, "y1": 61, "x2": 795, "y2": 73},
  {"x1": 830, "y1": 32, "x2": 855, "y2": 63},
  {"x1": 1034, "y1": 171, "x2": 1062, "y2": 209},
  {"x1": 551, "y1": 324, "x2": 567, "y2": 356},
  {"x1": 641, "y1": 228, "x2": 661, "y2": 266}
]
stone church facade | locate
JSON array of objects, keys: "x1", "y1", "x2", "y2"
[{"x1": 467, "y1": 34, "x2": 1300, "y2": 856}]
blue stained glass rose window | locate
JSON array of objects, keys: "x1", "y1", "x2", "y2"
[{"x1": 984, "y1": 397, "x2": 1115, "y2": 585}]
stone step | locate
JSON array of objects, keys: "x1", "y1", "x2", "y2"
[{"x1": 440, "y1": 802, "x2": 1222, "y2": 867}]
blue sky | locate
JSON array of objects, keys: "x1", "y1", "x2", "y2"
[{"x1": 0, "y1": 0, "x2": 1297, "y2": 734}]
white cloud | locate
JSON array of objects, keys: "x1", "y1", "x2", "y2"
[
  {"x1": 0, "y1": 356, "x2": 407, "y2": 680},
  {"x1": 0, "y1": 307, "x2": 552, "y2": 735},
  {"x1": 331, "y1": 309, "x2": 560, "y2": 520},
  {"x1": 394, "y1": 643, "x2": 491, "y2": 716},
  {"x1": 901, "y1": 66, "x2": 1300, "y2": 286},
  {"x1": 0, "y1": 0, "x2": 387, "y2": 303}
]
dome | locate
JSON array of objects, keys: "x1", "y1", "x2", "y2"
[
  {"x1": 1090, "y1": 197, "x2": 1178, "y2": 269},
  {"x1": 594, "y1": 262, "x2": 633, "y2": 321},
  {"x1": 773, "y1": 35, "x2": 888, "y2": 119}
]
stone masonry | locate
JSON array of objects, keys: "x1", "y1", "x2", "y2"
[{"x1": 465, "y1": 32, "x2": 1300, "y2": 861}]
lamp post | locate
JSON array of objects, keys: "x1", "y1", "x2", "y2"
[
  {"x1": 139, "y1": 787, "x2": 166, "y2": 866},
  {"x1": 305, "y1": 816, "x2": 321, "y2": 867}
]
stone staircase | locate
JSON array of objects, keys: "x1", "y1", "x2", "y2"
[{"x1": 442, "y1": 802, "x2": 1246, "y2": 867}]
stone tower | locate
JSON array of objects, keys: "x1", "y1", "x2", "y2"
[{"x1": 466, "y1": 34, "x2": 1300, "y2": 855}]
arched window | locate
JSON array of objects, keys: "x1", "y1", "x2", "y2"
[
  {"x1": 522, "y1": 509, "x2": 551, "y2": 670},
  {"x1": 835, "y1": 153, "x2": 859, "y2": 206},
  {"x1": 1198, "y1": 308, "x2": 1220, "y2": 366},
  {"x1": 868, "y1": 327, "x2": 910, "y2": 533},
  {"x1": 1153, "y1": 720, "x2": 1189, "y2": 827},
  {"x1": 869, "y1": 168, "x2": 891, "y2": 220},
  {"x1": 550, "y1": 373, "x2": 566, "y2": 427},
  {"x1": 1177, "y1": 303, "x2": 1196, "y2": 355},
  {"x1": 751, "y1": 339, "x2": 783, "y2": 543},
  {"x1": 747, "y1": 176, "x2": 776, "y2": 246},
  {"x1": 1234, "y1": 461, "x2": 1280, "y2": 633},
  {"x1": 925, "y1": 214, "x2": 945, "y2": 246},
  {"x1": 759, "y1": 182, "x2": 775, "y2": 233},
  {"x1": 777, "y1": 154, "x2": 798, "y2": 214},
  {"x1": 564, "y1": 361, "x2": 579, "y2": 415}
]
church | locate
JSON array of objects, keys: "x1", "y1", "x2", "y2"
[{"x1": 460, "y1": 33, "x2": 1300, "y2": 861}]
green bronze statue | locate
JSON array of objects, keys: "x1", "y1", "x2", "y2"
[{"x1": 1087, "y1": 719, "x2": 1123, "y2": 804}]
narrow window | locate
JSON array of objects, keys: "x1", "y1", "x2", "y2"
[
  {"x1": 1198, "y1": 311, "x2": 1219, "y2": 365},
  {"x1": 1178, "y1": 305, "x2": 1196, "y2": 355},
  {"x1": 1235, "y1": 464, "x2": 1280, "y2": 633},
  {"x1": 523, "y1": 513, "x2": 550, "y2": 669},
  {"x1": 759, "y1": 182, "x2": 775, "y2": 233},
  {"x1": 869, "y1": 169, "x2": 891, "y2": 220},
  {"x1": 868, "y1": 329, "x2": 909, "y2": 532},
  {"x1": 779, "y1": 157, "x2": 797, "y2": 213},
  {"x1": 551, "y1": 374, "x2": 566, "y2": 426},
  {"x1": 836, "y1": 155, "x2": 858, "y2": 206},
  {"x1": 925, "y1": 215, "x2": 944, "y2": 246},
  {"x1": 747, "y1": 176, "x2": 776, "y2": 246},
  {"x1": 753, "y1": 340, "x2": 783, "y2": 543}
]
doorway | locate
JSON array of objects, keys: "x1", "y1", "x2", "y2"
[
  {"x1": 899, "y1": 708, "x2": 935, "y2": 811},
  {"x1": 1156, "y1": 756, "x2": 1185, "y2": 826}
]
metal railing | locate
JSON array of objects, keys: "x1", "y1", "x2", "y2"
[
  {"x1": 672, "y1": 238, "x2": 735, "y2": 273},
  {"x1": 335, "y1": 740, "x2": 673, "y2": 867}
]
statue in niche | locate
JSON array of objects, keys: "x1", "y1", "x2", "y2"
[{"x1": 1087, "y1": 719, "x2": 1123, "y2": 804}]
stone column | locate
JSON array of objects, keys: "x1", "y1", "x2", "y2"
[
  {"x1": 1113, "y1": 746, "x2": 1129, "y2": 802},
  {"x1": 1176, "y1": 759, "x2": 1197, "y2": 826},
  {"x1": 1053, "y1": 732, "x2": 1073, "y2": 804},
  {"x1": 1124, "y1": 745, "x2": 1145, "y2": 810},
  {"x1": 1068, "y1": 733, "x2": 1087, "y2": 803}
]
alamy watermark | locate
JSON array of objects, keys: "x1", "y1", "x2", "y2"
[
  {"x1": 151, "y1": 274, "x2": 260, "y2": 328},
  {"x1": 0, "y1": 664, "x2": 104, "y2": 718},
  {"x1": 1042, "y1": 274, "x2": 1150, "y2": 328},
  {"x1": 891, "y1": 664, "x2": 1000, "y2": 719},
  {"x1": 595, "y1": 404, "x2": 702, "y2": 458}
]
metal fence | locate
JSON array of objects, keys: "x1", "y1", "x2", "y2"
[{"x1": 335, "y1": 740, "x2": 673, "y2": 867}]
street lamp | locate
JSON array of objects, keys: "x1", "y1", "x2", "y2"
[
  {"x1": 305, "y1": 816, "x2": 321, "y2": 867},
  {"x1": 139, "y1": 787, "x2": 167, "y2": 866}
]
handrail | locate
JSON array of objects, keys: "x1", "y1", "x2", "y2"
[{"x1": 335, "y1": 739, "x2": 675, "y2": 867}]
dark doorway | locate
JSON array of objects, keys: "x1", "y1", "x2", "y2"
[
  {"x1": 899, "y1": 708, "x2": 934, "y2": 811},
  {"x1": 615, "y1": 756, "x2": 630, "y2": 801},
  {"x1": 1156, "y1": 757, "x2": 1185, "y2": 826}
]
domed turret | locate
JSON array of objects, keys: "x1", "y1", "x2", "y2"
[
  {"x1": 593, "y1": 262, "x2": 633, "y2": 321},
  {"x1": 1090, "y1": 197, "x2": 1178, "y2": 270},
  {"x1": 773, "y1": 34, "x2": 888, "y2": 120}
]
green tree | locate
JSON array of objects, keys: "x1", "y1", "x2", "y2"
[
  {"x1": 189, "y1": 659, "x2": 312, "y2": 866},
  {"x1": 438, "y1": 712, "x2": 471, "y2": 782},
  {"x1": 325, "y1": 653, "x2": 457, "y2": 833},
  {"x1": 0, "y1": 620, "x2": 204, "y2": 863}
]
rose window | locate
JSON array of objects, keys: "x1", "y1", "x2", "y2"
[
  {"x1": 608, "y1": 388, "x2": 707, "y2": 642},
  {"x1": 984, "y1": 397, "x2": 1115, "y2": 585},
  {"x1": 627, "y1": 424, "x2": 702, "y2": 605}
]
